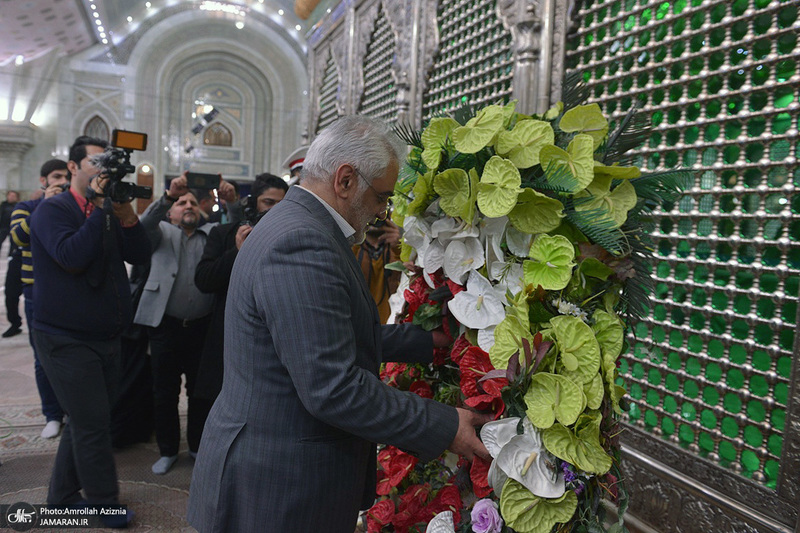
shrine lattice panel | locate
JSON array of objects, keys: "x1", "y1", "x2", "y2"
[
  {"x1": 317, "y1": 52, "x2": 340, "y2": 134},
  {"x1": 566, "y1": 0, "x2": 799, "y2": 490},
  {"x1": 422, "y1": 0, "x2": 514, "y2": 120},
  {"x1": 358, "y1": 4, "x2": 399, "y2": 123}
]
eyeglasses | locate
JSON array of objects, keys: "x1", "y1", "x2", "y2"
[{"x1": 352, "y1": 166, "x2": 392, "y2": 222}]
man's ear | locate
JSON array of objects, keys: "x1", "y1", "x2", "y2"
[
  {"x1": 39, "y1": 176, "x2": 47, "y2": 188},
  {"x1": 332, "y1": 164, "x2": 356, "y2": 199},
  {"x1": 66, "y1": 160, "x2": 79, "y2": 176}
]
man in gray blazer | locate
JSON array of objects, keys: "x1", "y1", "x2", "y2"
[{"x1": 187, "y1": 116, "x2": 489, "y2": 532}]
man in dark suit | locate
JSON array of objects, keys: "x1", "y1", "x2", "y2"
[{"x1": 188, "y1": 116, "x2": 489, "y2": 532}]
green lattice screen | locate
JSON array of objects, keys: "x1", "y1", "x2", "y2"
[
  {"x1": 422, "y1": 0, "x2": 514, "y2": 120},
  {"x1": 358, "y1": 4, "x2": 399, "y2": 123},
  {"x1": 317, "y1": 51, "x2": 340, "y2": 134},
  {"x1": 565, "y1": 0, "x2": 799, "y2": 490}
]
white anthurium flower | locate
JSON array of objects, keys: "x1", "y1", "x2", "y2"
[
  {"x1": 443, "y1": 237, "x2": 484, "y2": 284},
  {"x1": 482, "y1": 216, "x2": 509, "y2": 282},
  {"x1": 506, "y1": 225, "x2": 535, "y2": 258},
  {"x1": 431, "y1": 216, "x2": 481, "y2": 248},
  {"x1": 403, "y1": 216, "x2": 431, "y2": 264},
  {"x1": 477, "y1": 326, "x2": 496, "y2": 352},
  {"x1": 422, "y1": 238, "x2": 446, "y2": 288},
  {"x1": 425, "y1": 511, "x2": 455, "y2": 533},
  {"x1": 481, "y1": 417, "x2": 565, "y2": 499},
  {"x1": 494, "y1": 263, "x2": 524, "y2": 297},
  {"x1": 448, "y1": 270, "x2": 505, "y2": 330}
]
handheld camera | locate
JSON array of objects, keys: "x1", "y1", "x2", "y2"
[{"x1": 90, "y1": 129, "x2": 153, "y2": 203}]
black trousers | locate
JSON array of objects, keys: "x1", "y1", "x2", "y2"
[
  {"x1": 148, "y1": 315, "x2": 213, "y2": 456},
  {"x1": 5, "y1": 253, "x2": 22, "y2": 328},
  {"x1": 33, "y1": 330, "x2": 121, "y2": 505}
]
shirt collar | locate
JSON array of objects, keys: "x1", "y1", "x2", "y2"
[
  {"x1": 297, "y1": 185, "x2": 356, "y2": 243},
  {"x1": 69, "y1": 188, "x2": 93, "y2": 217}
]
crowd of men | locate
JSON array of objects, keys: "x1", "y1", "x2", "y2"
[{"x1": 8, "y1": 116, "x2": 489, "y2": 531}]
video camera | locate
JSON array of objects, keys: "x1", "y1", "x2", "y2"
[
  {"x1": 89, "y1": 129, "x2": 153, "y2": 203},
  {"x1": 241, "y1": 194, "x2": 268, "y2": 227}
]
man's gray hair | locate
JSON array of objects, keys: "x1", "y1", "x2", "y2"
[{"x1": 301, "y1": 115, "x2": 407, "y2": 185}]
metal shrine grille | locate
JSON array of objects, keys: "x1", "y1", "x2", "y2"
[
  {"x1": 422, "y1": 0, "x2": 514, "y2": 121},
  {"x1": 565, "y1": 0, "x2": 799, "y2": 490},
  {"x1": 358, "y1": 5, "x2": 399, "y2": 123},
  {"x1": 317, "y1": 51, "x2": 340, "y2": 134}
]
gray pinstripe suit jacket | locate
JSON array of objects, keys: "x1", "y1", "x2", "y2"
[{"x1": 187, "y1": 186, "x2": 458, "y2": 532}]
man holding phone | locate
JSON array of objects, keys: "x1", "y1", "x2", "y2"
[{"x1": 352, "y1": 215, "x2": 403, "y2": 323}]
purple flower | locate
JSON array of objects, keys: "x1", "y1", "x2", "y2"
[{"x1": 471, "y1": 499, "x2": 503, "y2": 533}]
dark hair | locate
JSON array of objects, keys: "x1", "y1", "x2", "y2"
[
  {"x1": 252, "y1": 173, "x2": 288, "y2": 198},
  {"x1": 40, "y1": 159, "x2": 68, "y2": 178},
  {"x1": 68, "y1": 136, "x2": 108, "y2": 165}
]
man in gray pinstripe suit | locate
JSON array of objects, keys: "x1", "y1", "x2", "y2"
[{"x1": 187, "y1": 116, "x2": 489, "y2": 532}]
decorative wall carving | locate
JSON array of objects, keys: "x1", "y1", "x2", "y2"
[
  {"x1": 352, "y1": 2, "x2": 382, "y2": 113},
  {"x1": 381, "y1": 0, "x2": 413, "y2": 124},
  {"x1": 497, "y1": 0, "x2": 543, "y2": 114}
]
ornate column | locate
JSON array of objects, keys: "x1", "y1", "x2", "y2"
[{"x1": 0, "y1": 123, "x2": 36, "y2": 190}]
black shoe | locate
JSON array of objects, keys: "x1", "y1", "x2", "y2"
[{"x1": 2, "y1": 326, "x2": 22, "y2": 338}]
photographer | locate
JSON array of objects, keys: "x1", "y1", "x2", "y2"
[
  {"x1": 193, "y1": 174, "x2": 288, "y2": 407},
  {"x1": 352, "y1": 213, "x2": 402, "y2": 323},
  {"x1": 133, "y1": 171, "x2": 237, "y2": 475},
  {"x1": 29, "y1": 136, "x2": 150, "y2": 526}
]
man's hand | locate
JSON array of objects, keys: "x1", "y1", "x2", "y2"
[
  {"x1": 218, "y1": 177, "x2": 238, "y2": 204},
  {"x1": 432, "y1": 330, "x2": 452, "y2": 348},
  {"x1": 448, "y1": 408, "x2": 492, "y2": 461},
  {"x1": 235, "y1": 224, "x2": 253, "y2": 250},
  {"x1": 44, "y1": 183, "x2": 66, "y2": 199},
  {"x1": 89, "y1": 176, "x2": 109, "y2": 207},
  {"x1": 377, "y1": 219, "x2": 401, "y2": 247},
  {"x1": 168, "y1": 172, "x2": 190, "y2": 200},
  {"x1": 111, "y1": 201, "x2": 139, "y2": 227}
]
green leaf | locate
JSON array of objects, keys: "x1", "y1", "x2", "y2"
[
  {"x1": 477, "y1": 156, "x2": 522, "y2": 217},
  {"x1": 593, "y1": 310, "x2": 626, "y2": 414},
  {"x1": 384, "y1": 261, "x2": 409, "y2": 273},
  {"x1": 500, "y1": 480, "x2": 578, "y2": 533},
  {"x1": 550, "y1": 315, "x2": 601, "y2": 384},
  {"x1": 407, "y1": 170, "x2": 435, "y2": 216},
  {"x1": 575, "y1": 178, "x2": 638, "y2": 228},
  {"x1": 412, "y1": 302, "x2": 442, "y2": 331},
  {"x1": 559, "y1": 103, "x2": 609, "y2": 149},
  {"x1": 421, "y1": 117, "x2": 460, "y2": 170},
  {"x1": 523, "y1": 234, "x2": 575, "y2": 291},
  {"x1": 496, "y1": 119, "x2": 555, "y2": 169},
  {"x1": 524, "y1": 372, "x2": 586, "y2": 429},
  {"x1": 508, "y1": 188, "x2": 564, "y2": 235},
  {"x1": 452, "y1": 104, "x2": 507, "y2": 153},
  {"x1": 593, "y1": 161, "x2": 641, "y2": 180},
  {"x1": 578, "y1": 257, "x2": 615, "y2": 281},
  {"x1": 434, "y1": 168, "x2": 477, "y2": 221},
  {"x1": 542, "y1": 411, "x2": 613, "y2": 475},
  {"x1": 539, "y1": 134, "x2": 595, "y2": 193},
  {"x1": 583, "y1": 372, "x2": 604, "y2": 410},
  {"x1": 489, "y1": 314, "x2": 533, "y2": 370},
  {"x1": 543, "y1": 102, "x2": 563, "y2": 121}
]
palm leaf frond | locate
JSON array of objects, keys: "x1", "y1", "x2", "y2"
[
  {"x1": 394, "y1": 121, "x2": 423, "y2": 149},
  {"x1": 619, "y1": 231, "x2": 655, "y2": 323},
  {"x1": 604, "y1": 103, "x2": 650, "y2": 163},
  {"x1": 630, "y1": 170, "x2": 694, "y2": 211},
  {"x1": 542, "y1": 161, "x2": 581, "y2": 192},
  {"x1": 566, "y1": 207, "x2": 627, "y2": 255},
  {"x1": 561, "y1": 70, "x2": 590, "y2": 110}
]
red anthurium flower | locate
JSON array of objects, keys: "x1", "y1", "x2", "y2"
[
  {"x1": 470, "y1": 456, "x2": 493, "y2": 498},
  {"x1": 423, "y1": 484, "x2": 462, "y2": 526},
  {"x1": 464, "y1": 394, "x2": 505, "y2": 419},
  {"x1": 367, "y1": 500, "x2": 395, "y2": 533},
  {"x1": 446, "y1": 279, "x2": 465, "y2": 297},
  {"x1": 410, "y1": 380, "x2": 434, "y2": 399},
  {"x1": 381, "y1": 363, "x2": 408, "y2": 386},
  {"x1": 392, "y1": 484, "x2": 431, "y2": 532},
  {"x1": 450, "y1": 334, "x2": 471, "y2": 365},
  {"x1": 375, "y1": 469, "x2": 392, "y2": 496},
  {"x1": 459, "y1": 347, "x2": 494, "y2": 398},
  {"x1": 404, "y1": 277, "x2": 431, "y2": 322},
  {"x1": 378, "y1": 446, "x2": 419, "y2": 489}
]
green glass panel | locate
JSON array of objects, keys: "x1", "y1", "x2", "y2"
[
  {"x1": 753, "y1": 13, "x2": 772, "y2": 34},
  {"x1": 690, "y1": 11, "x2": 705, "y2": 30},
  {"x1": 778, "y1": 5, "x2": 798, "y2": 29},
  {"x1": 771, "y1": 140, "x2": 791, "y2": 162},
  {"x1": 733, "y1": 294, "x2": 751, "y2": 313},
  {"x1": 689, "y1": 312, "x2": 704, "y2": 330},
  {"x1": 652, "y1": 111, "x2": 663, "y2": 126},
  {"x1": 678, "y1": 424, "x2": 694, "y2": 444},
  {"x1": 781, "y1": 301, "x2": 797, "y2": 323},
  {"x1": 719, "y1": 440, "x2": 736, "y2": 461},
  {"x1": 665, "y1": 374, "x2": 680, "y2": 393},
  {"x1": 700, "y1": 409, "x2": 717, "y2": 429},
  {"x1": 744, "y1": 426, "x2": 763, "y2": 447},
  {"x1": 728, "y1": 70, "x2": 746, "y2": 91},
  {"x1": 656, "y1": 261, "x2": 670, "y2": 277},
  {"x1": 750, "y1": 374, "x2": 769, "y2": 397},
  {"x1": 644, "y1": 410, "x2": 658, "y2": 427},
  {"x1": 646, "y1": 389, "x2": 660, "y2": 406},
  {"x1": 681, "y1": 402, "x2": 696, "y2": 421},
  {"x1": 761, "y1": 272, "x2": 779, "y2": 293},
  {"x1": 703, "y1": 386, "x2": 720, "y2": 406},
  {"x1": 774, "y1": 87, "x2": 794, "y2": 108},
  {"x1": 711, "y1": 292, "x2": 729, "y2": 311},
  {"x1": 706, "y1": 100, "x2": 721, "y2": 118},
  {"x1": 725, "y1": 121, "x2": 742, "y2": 139},
  {"x1": 654, "y1": 304, "x2": 667, "y2": 320},
  {"x1": 772, "y1": 408, "x2": 785, "y2": 431},
  {"x1": 731, "y1": 319, "x2": 749, "y2": 339},
  {"x1": 777, "y1": 33, "x2": 797, "y2": 55},
  {"x1": 730, "y1": 49, "x2": 747, "y2": 66},
  {"x1": 723, "y1": 146, "x2": 740, "y2": 164},
  {"x1": 639, "y1": 30, "x2": 651, "y2": 47},
  {"x1": 640, "y1": 8, "x2": 652, "y2": 25},
  {"x1": 632, "y1": 362, "x2": 645, "y2": 379},
  {"x1": 698, "y1": 432, "x2": 714, "y2": 452},
  {"x1": 750, "y1": 91, "x2": 768, "y2": 111},
  {"x1": 745, "y1": 143, "x2": 764, "y2": 162},
  {"x1": 708, "y1": 339, "x2": 724, "y2": 358},
  {"x1": 630, "y1": 382, "x2": 642, "y2": 400},
  {"x1": 708, "y1": 51, "x2": 724, "y2": 72},
  {"x1": 689, "y1": 56, "x2": 704, "y2": 75},
  {"x1": 765, "y1": 460, "x2": 779, "y2": 489},
  {"x1": 727, "y1": 368, "x2": 745, "y2": 388},
  {"x1": 684, "y1": 380, "x2": 699, "y2": 399},
  {"x1": 705, "y1": 363, "x2": 722, "y2": 383},
  {"x1": 684, "y1": 126, "x2": 699, "y2": 144},
  {"x1": 721, "y1": 416, "x2": 739, "y2": 438},
  {"x1": 785, "y1": 275, "x2": 799, "y2": 296},
  {"x1": 743, "y1": 168, "x2": 761, "y2": 188},
  {"x1": 767, "y1": 435, "x2": 782, "y2": 457},
  {"x1": 775, "y1": 382, "x2": 788, "y2": 404},
  {"x1": 662, "y1": 417, "x2": 676, "y2": 436},
  {"x1": 755, "y1": 324, "x2": 772, "y2": 345},
  {"x1": 655, "y1": 24, "x2": 668, "y2": 42},
  {"x1": 752, "y1": 65, "x2": 770, "y2": 86},
  {"x1": 724, "y1": 392, "x2": 742, "y2": 413},
  {"x1": 704, "y1": 124, "x2": 720, "y2": 141},
  {"x1": 731, "y1": 0, "x2": 748, "y2": 16},
  {"x1": 731, "y1": 21, "x2": 748, "y2": 41},
  {"x1": 764, "y1": 246, "x2": 783, "y2": 267},
  {"x1": 752, "y1": 39, "x2": 772, "y2": 60},
  {"x1": 756, "y1": 299, "x2": 776, "y2": 319},
  {"x1": 747, "y1": 400, "x2": 766, "y2": 422},
  {"x1": 673, "y1": 0, "x2": 687, "y2": 15},
  {"x1": 714, "y1": 268, "x2": 731, "y2": 286},
  {"x1": 748, "y1": 116, "x2": 766, "y2": 136},
  {"x1": 754, "y1": 0, "x2": 771, "y2": 8},
  {"x1": 741, "y1": 450, "x2": 760, "y2": 473},
  {"x1": 688, "y1": 79, "x2": 703, "y2": 98},
  {"x1": 718, "y1": 219, "x2": 734, "y2": 237},
  {"x1": 628, "y1": 402, "x2": 640, "y2": 420},
  {"x1": 624, "y1": 14, "x2": 635, "y2": 31},
  {"x1": 610, "y1": 1, "x2": 621, "y2": 17}
]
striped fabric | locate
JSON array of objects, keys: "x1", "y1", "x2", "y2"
[{"x1": 10, "y1": 199, "x2": 39, "y2": 285}]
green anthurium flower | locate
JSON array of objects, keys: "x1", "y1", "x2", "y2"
[
  {"x1": 542, "y1": 411, "x2": 613, "y2": 475},
  {"x1": 559, "y1": 103, "x2": 609, "y2": 149},
  {"x1": 524, "y1": 372, "x2": 586, "y2": 429},
  {"x1": 495, "y1": 119, "x2": 555, "y2": 169},
  {"x1": 577, "y1": 257, "x2": 615, "y2": 281},
  {"x1": 500, "y1": 479, "x2": 578, "y2": 533},
  {"x1": 508, "y1": 188, "x2": 564, "y2": 235},
  {"x1": 433, "y1": 168, "x2": 478, "y2": 221},
  {"x1": 421, "y1": 117, "x2": 460, "y2": 170},
  {"x1": 550, "y1": 315, "x2": 601, "y2": 384},
  {"x1": 523, "y1": 234, "x2": 575, "y2": 291},
  {"x1": 452, "y1": 104, "x2": 508, "y2": 153},
  {"x1": 583, "y1": 372, "x2": 604, "y2": 410},
  {"x1": 543, "y1": 102, "x2": 563, "y2": 121},
  {"x1": 489, "y1": 314, "x2": 533, "y2": 370},
  {"x1": 593, "y1": 160, "x2": 641, "y2": 180},
  {"x1": 575, "y1": 176, "x2": 637, "y2": 228},
  {"x1": 539, "y1": 134, "x2": 595, "y2": 193},
  {"x1": 592, "y1": 310, "x2": 626, "y2": 414},
  {"x1": 477, "y1": 156, "x2": 522, "y2": 217},
  {"x1": 407, "y1": 170, "x2": 435, "y2": 216}
]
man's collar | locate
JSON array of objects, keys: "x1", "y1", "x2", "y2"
[{"x1": 297, "y1": 185, "x2": 356, "y2": 242}]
